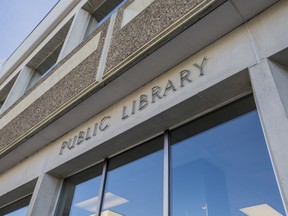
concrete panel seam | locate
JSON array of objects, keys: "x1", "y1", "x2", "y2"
[
  {"x1": 245, "y1": 23, "x2": 261, "y2": 62},
  {"x1": 229, "y1": 0, "x2": 245, "y2": 21}
]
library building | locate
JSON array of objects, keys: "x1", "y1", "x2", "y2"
[{"x1": 0, "y1": 0, "x2": 288, "y2": 215}]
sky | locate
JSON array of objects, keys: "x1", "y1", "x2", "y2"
[{"x1": 0, "y1": 0, "x2": 59, "y2": 68}]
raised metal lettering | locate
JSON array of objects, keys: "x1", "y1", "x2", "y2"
[
  {"x1": 163, "y1": 80, "x2": 176, "y2": 97},
  {"x1": 93, "y1": 123, "x2": 98, "y2": 136},
  {"x1": 121, "y1": 106, "x2": 129, "y2": 120},
  {"x1": 59, "y1": 141, "x2": 67, "y2": 155},
  {"x1": 132, "y1": 100, "x2": 136, "y2": 115},
  {"x1": 85, "y1": 127, "x2": 92, "y2": 140},
  {"x1": 180, "y1": 69, "x2": 192, "y2": 87},
  {"x1": 99, "y1": 116, "x2": 111, "y2": 131},
  {"x1": 67, "y1": 138, "x2": 76, "y2": 150},
  {"x1": 193, "y1": 57, "x2": 207, "y2": 76},
  {"x1": 152, "y1": 86, "x2": 162, "y2": 103},
  {"x1": 77, "y1": 131, "x2": 85, "y2": 145},
  {"x1": 139, "y1": 94, "x2": 148, "y2": 110}
]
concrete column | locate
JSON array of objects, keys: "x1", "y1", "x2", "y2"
[
  {"x1": 96, "y1": 12, "x2": 117, "y2": 81},
  {"x1": 249, "y1": 59, "x2": 288, "y2": 213},
  {"x1": 26, "y1": 174, "x2": 63, "y2": 216},
  {"x1": 57, "y1": 8, "x2": 92, "y2": 62},
  {"x1": 0, "y1": 66, "x2": 34, "y2": 113}
]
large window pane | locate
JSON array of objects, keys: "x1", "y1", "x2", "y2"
[
  {"x1": 4, "y1": 206, "x2": 28, "y2": 216},
  {"x1": 69, "y1": 177, "x2": 101, "y2": 216},
  {"x1": 56, "y1": 163, "x2": 103, "y2": 216},
  {"x1": 171, "y1": 109, "x2": 285, "y2": 215},
  {"x1": 101, "y1": 136, "x2": 164, "y2": 216},
  {"x1": 0, "y1": 195, "x2": 31, "y2": 216}
]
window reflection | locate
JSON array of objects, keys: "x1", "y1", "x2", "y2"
[
  {"x1": 101, "y1": 136, "x2": 164, "y2": 216},
  {"x1": 0, "y1": 194, "x2": 31, "y2": 216},
  {"x1": 83, "y1": 0, "x2": 127, "y2": 40},
  {"x1": 56, "y1": 163, "x2": 103, "y2": 216},
  {"x1": 171, "y1": 110, "x2": 285, "y2": 216},
  {"x1": 69, "y1": 176, "x2": 101, "y2": 216},
  {"x1": 4, "y1": 206, "x2": 28, "y2": 216}
]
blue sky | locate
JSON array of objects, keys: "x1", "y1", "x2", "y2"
[{"x1": 0, "y1": 0, "x2": 59, "y2": 67}]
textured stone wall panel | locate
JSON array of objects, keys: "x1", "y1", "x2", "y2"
[
  {"x1": 105, "y1": 0, "x2": 205, "y2": 73},
  {"x1": 0, "y1": 21, "x2": 109, "y2": 152}
]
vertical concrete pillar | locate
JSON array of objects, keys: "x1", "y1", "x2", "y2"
[
  {"x1": 0, "y1": 66, "x2": 34, "y2": 113},
  {"x1": 26, "y1": 174, "x2": 63, "y2": 216},
  {"x1": 96, "y1": 12, "x2": 117, "y2": 81},
  {"x1": 249, "y1": 59, "x2": 288, "y2": 213},
  {"x1": 57, "y1": 8, "x2": 92, "y2": 62}
]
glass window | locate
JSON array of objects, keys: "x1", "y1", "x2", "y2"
[
  {"x1": 0, "y1": 195, "x2": 31, "y2": 216},
  {"x1": 25, "y1": 18, "x2": 73, "y2": 92},
  {"x1": 0, "y1": 73, "x2": 18, "y2": 112},
  {"x1": 56, "y1": 163, "x2": 103, "y2": 216},
  {"x1": 26, "y1": 43, "x2": 63, "y2": 91},
  {"x1": 82, "y1": 0, "x2": 127, "y2": 39},
  {"x1": 101, "y1": 136, "x2": 164, "y2": 216},
  {"x1": 170, "y1": 105, "x2": 286, "y2": 215},
  {"x1": 4, "y1": 206, "x2": 28, "y2": 216}
]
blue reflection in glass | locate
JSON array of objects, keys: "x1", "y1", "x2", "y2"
[
  {"x1": 4, "y1": 206, "x2": 27, "y2": 216},
  {"x1": 171, "y1": 111, "x2": 285, "y2": 216},
  {"x1": 97, "y1": 0, "x2": 127, "y2": 26},
  {"x1": 102, "y1": 150, "x2": 164, "y2": 216},
  {"x1": 69, "y1": 176, "x2": 101, "y2": 216}
]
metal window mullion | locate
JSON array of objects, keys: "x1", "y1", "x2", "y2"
[
  {"x1": 96, "y1": 158, "x2": 109, "y2": 216},
  {"x1": 163, "y1": 130, "x2": 171, "y2": 216}
]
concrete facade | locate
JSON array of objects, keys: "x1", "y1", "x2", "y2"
[{"x1": 0, "y1": 0, "x2": 288, "y2": 215}]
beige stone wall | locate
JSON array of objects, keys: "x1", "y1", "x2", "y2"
[
  {"x1": 0, "y1": 0, "x2": 216, "y2": 156},
  {"x1": 0, "y1": 21, "x2": 109, "y2": 154},
  {"x1": 104, "y1": 0, "x2": 216, "y2": 77}
]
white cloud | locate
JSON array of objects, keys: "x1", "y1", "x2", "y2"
[
  {"x1": 75, "y1": 192, "x2": 129, "y2": 213},
  {"x1": 240, "y1": 204, "x2": 283, "y2": 216}
]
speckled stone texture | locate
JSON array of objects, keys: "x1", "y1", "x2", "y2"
[
  {"x1": 0, "y1": 0, "x2": 215, "y2": 153},
  {"x1": 0, "y1": 21, "x2": 109, "y2": 153},
  {"x1": 105, "y1": 0, "x2": 206, "y2": 74}
]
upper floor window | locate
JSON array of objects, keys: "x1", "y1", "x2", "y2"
[
  {"x1": 82, "y1": 0, "x2": 127, "y2": 39},
  {"x1": 25, "y1": 18, "x2": 73, "y2": 91},
  {"x1": 0, "y1": 74, "x2": 18, "y2": 111}
]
